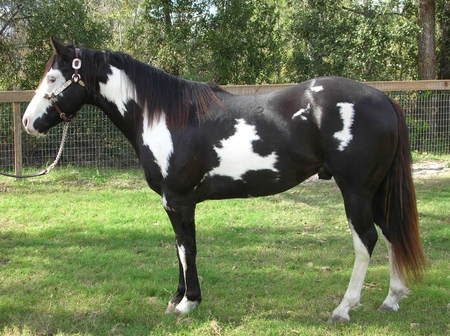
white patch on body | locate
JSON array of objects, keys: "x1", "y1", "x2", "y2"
[
  {"x1": 292, "y1": 103, "x2": 311, "y2": 121},
  {"x1": 332, "y1": 222, "x2": 370, "y2": 321},
  {"x1": 210, "y1": 119, "x2": 278, "y2": 180},
  {"x1": 99, "y1": 66, "x2": 136, "y2": 116},
  {"x1": 22, "y1": 69, "x2": 66, "y2": 135},
  {"x1": 333, "y1": 102, "x2": 355, "y2": 151},
  {"x1": 301, "y1": 80, "x2": 324, "y2": 128},
  {"x1": 310, "y1": 85, "x2": 324, "y2": 92},
  {"x1": 142, "y1": 109, "x2": 174, "y2": 178}
]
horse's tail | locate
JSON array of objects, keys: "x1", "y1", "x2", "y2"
[{"x1": 380, "y1": 98, "x2": 426, "y2": 282}]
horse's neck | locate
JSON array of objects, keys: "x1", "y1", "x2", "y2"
[{"x1": 93, "y1": 66, "x2": 142, "y2": 148}]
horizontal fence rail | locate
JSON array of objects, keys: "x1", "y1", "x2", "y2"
[{"x1": 1, "y1": 81, "x2": 450, "y2": 174}]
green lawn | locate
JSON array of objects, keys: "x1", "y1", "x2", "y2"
[{"x1": 0, "y1": 168, "x2": 449, "y2": 335}]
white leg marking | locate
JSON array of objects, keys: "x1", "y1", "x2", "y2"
[
  {"x1": 210, "y1": 119, "x2": 278, "y2": 180},
  {"x1": 378, "y1": 234, "x2": 410, "y2": 312},
  {"x1": 332, "y1": 222, "x2": 370, "y2": 321},
  {"x1": 178, "y1": 244, "x2": 188, "y2": 278},
  {"x1": 23, "y1": 69, "x2": 66, "y2": 135},
  {"x1": 162, "y1": 194, "x2": 175, "y2": 212},
  {"x1": 333, "y1": 102, "x2": 355, "y2": 151},
  {"x1": 175, "y1": 296, "x2": 200, "y2": 314},
  {"x1": 99, "y1": 66, "x2": 136, "y2": 116},
  {"x1": 292, "y1": 103, "x2": 311, "y2": 121},
  {"x1": 174, "y1": 244, "x2": 199, "y2": 314},
  {"x1": 142, "y1": 110, "x2": 174, "y2": 178}
]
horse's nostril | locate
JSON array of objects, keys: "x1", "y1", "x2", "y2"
[{"x1": 23, "y1": 117, "x2": 29, "y2": 128}]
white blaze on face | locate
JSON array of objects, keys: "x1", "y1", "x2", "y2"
[
  {"x1": 142, "y1": 108, "x2": 174, "y2": 178},
  {"x1": 22, "y1": 68, "x2": 66, "y2": 135},
  {"x1": 99, "y1": 66, "x2": 136, "y2": 116},
  {"x1": 334, "y1": 102, "x2": 355, "y2": 151},
  {"x1": 210, "y1": 119, "x2": 278, "y2": 180}
]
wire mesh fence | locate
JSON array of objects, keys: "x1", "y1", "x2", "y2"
[
  {"x1": 1, "y1": 82, "x2": 450, "y2": 173},
  {"x1": 0, "y1": 103, "x2": 139, "y2": 171}
]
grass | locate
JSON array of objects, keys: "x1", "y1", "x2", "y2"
[{"x1": 0, "y1": 167, "x2": 449, "y2": 335}]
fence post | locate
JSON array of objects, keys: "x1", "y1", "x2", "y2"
[{"x1": 13, "y1": 87, "x2": 23, "y2": 178}]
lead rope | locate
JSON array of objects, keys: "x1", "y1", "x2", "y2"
[{"x1": 0, "y1": 122, "x2": 69, "y2": 179}]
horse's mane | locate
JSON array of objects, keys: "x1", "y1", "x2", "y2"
[{"x1": 79, "y1": 47, "x2": 223, "y2": 128}]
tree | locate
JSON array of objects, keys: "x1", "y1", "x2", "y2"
[
  {"x1": 204, "y1": 0, "x2": 282, "y2": 84},
  {"x1": 418, "y1": 0, "x2": 436, "y2": 79},
  {"x1": 286, "y1": 0, "x2": 419, "y2": 82},
  {"x1": 124, "y1": 0, "x2": 281, "y2": 84},
  {"x1": 124, "y1": 0, "x2": 211, "y2": 78},
  {"x1": 0, "y1": 0, "x2": 110, "y2": 90},
  {"x1": 437, "y1": 0, "x2": 450, "y2": 78}
]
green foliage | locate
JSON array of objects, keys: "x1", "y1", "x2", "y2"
[
  {"x1": 204, "y1": 0, "x2": 282, "y2": 84},
  {"x1": 0, "y1": 0, "x2": 448, "y2": 87},
  {"x1": 0, "y1": 0, "x2": 110, "y2": 90},
  {"x1": 22, "y1": 0, "x2": 110, "y2": 89},
  {"x1": 286, "y1": 0, "x2": 420, "y2": 82}
]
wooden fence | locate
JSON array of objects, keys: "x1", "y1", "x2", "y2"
[{"x1": 1, "y1": 81, "x2": 450, "y2": 176}]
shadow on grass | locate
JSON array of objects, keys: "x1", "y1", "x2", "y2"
[{"x1": 0, "y1": 177, "x2": 449, "y2": 335}]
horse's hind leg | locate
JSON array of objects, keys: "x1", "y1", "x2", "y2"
[
  {"x1": 373, "y1": 192, "x2": 410, "y2": 312},
  {"x1": 330, "y1": 187, "x2": 378, "y2": 322}
]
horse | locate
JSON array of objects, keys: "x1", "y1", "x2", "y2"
[{"x1": 22, "y1": 37, "x2": 426, "y2": 322}]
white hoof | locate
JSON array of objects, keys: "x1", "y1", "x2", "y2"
[
  {"x1": 174, "y1": 297, "x2": 199, "y2": 315},
  {"x1": 378, "y1": 303, "x2": 400, "y2": 312}
]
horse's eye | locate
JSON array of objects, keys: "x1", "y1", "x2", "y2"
[{"x1": 48, "y1": 76, "x2": 56, "y2": 83}]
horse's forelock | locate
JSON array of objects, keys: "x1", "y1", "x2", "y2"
[{"x1": 38, "y1": 54, "x2": 57, "y2": 87}]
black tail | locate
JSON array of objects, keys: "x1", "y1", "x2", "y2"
[{"x1": 379, "y1": 98, "x2": 426, "y2": 282}]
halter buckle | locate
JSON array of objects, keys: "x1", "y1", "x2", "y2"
[
  {"x1": 72, "y1": 74, "x2": 81, "y2": 82},
  {"x1": 72, "y1": 58, "x2": 82, "y2": 70}
]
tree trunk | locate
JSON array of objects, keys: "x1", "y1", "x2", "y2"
[
  {"x1": 418, "y1": 0, "x2": 436, "y2": 79},
  {"x1": 439, "y1": 1, "x2": 450, "y2": 79}
]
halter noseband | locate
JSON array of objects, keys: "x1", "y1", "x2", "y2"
[{"x1": 41, "y1": 48, "x2": 87, "y2": 122}]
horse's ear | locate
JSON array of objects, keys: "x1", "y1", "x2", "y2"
[{"x1": 50, "y1": 37, "x2": 71, "y2": 59}]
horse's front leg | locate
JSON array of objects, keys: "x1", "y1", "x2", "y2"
[{"x1": 163, "y1": 197, "x2": 201, "y2": 315}]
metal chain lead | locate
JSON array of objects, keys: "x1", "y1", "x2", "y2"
[{"x1": 43, "y1": 122, "x2": 69, "y2": 174}]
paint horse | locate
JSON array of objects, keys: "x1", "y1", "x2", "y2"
[{"x1": 22, "y1": 38, "x2": 426, "y2": 322}]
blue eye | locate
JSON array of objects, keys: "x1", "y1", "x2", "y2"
[{"x1": 48, "y1": 76, "x2": 56, "y2": 83}]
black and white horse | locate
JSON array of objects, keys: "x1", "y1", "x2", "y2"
[{"x1": 22, "y1": 38, "x2": 426, "y2": 322}]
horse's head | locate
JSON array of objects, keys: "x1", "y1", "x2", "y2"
[{"x1": 23, "y1": 37, "x2": 89, "y2": 136}]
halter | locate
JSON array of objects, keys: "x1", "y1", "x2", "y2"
[
  {"x1": 0, "y1": 49, "x2": 84, "y2": 178},
  {"x1": 41, "y1": 48, "x2": 87, "y2": 122}
]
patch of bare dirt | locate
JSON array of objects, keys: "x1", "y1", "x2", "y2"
[{"x1": 413, "y1": 161, "x2": 450, "y2": 177}]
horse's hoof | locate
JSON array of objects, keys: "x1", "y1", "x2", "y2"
[
  {"x1": 377, "y1": 303, "x2": 398, "y2": 313},
  {"x1": 329, "y1": 315, "x2": 350, "y2": 323},
  {"x1": 165, "y1": 302, "x2": 177, "y2": 314},
  {"x1": 174, "y1": 297, "x2": 199, "y2": 315}
]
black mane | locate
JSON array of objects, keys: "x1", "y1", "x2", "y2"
[{"x1": 80, "y1": 48, "x2": 223, "y2": 127}]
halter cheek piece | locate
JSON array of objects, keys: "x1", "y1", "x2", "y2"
[{"x1": 41, "y1": 48, "x2": 87, "y2": 122}]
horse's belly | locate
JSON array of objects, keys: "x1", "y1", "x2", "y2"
[{"x1": 196, "y1": 166, "x2": 318, "y2": 201}]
